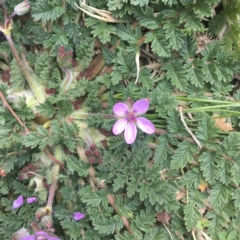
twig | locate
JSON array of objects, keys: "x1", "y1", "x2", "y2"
[
  {"x1": 179, "y1": 106, "x2": 202, "y2": 149},
  {"x1": 140, "y1": 48, "x2": 158, "y2": 61},
  {"x1": 0, "y1": 91, "x2": 30, "y2": 134},
  {"x1": 163, "y1": 223, "x2": 173, "y2": 240},
  {"x1": 192, "y1": 230, "x2": 197, "y2": 240},
  {"x1": 107, "y1": 194, "x2": 133, "y2": 234},
  {"x1": 200, "y1": 231, "x2": 212, "y2": 240},
  {"x1": 43, "y1": 149, "x2": 66, "y2": 171}
]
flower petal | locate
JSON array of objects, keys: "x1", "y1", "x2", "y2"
[
  {"x1": 113, "y1": 102, "x2": 128, "y2": 116},
  {"x1": 35, "y1": 231, "x2": 49, "y2": 237},
  {"x1": 20, "y1": 236, "x2": 35, "y2": 240},
  {"x1": 12, "y1": 195, "x2": 24, "y2": 210},
  {"x1": 136, "y1": 117, "x2": 155, "y2": 134},
  {"x1": 27, "y1": 197, "x2": 37, "y2": 204},
  {"x1": 112, "y1": 118, "x2": 128, "y2": 135},
  {"x1": 124, "y1": 122, "x2": 137, "y2": 144},
  {"x1": 72, "y1": 212, "x2": 85, "y2": 221},
  {"x1": 133, "y1": 98, "x2": 150, "y2": 115},
  {"x1": 48, "y1": 237, "x2": 61, "y2": 240}
]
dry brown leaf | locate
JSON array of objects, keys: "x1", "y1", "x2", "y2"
[
  {"x1": 157, "y1": 211, "x2": 171, "y2": 224},
  {"x1": 176, "y1": 190, "x2": 186, "y2": 201},
  {"x1": 213, "y1": 114, "x2": 233, "y2": 131},
  {"x1": 198, "y1": 181, "x2": 208, "y2": 192}
]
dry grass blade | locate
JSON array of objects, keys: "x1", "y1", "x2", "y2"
[{"x1": 74, "y1": 2, "x2": 127, "y2": 23}]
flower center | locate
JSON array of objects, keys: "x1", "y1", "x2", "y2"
[{"x1": 127, "y1": 112, "x2": 137, "y2": 122}]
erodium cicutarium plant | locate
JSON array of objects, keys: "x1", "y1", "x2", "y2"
[{"x1": 0, "y1": 0, "x2": 240, "y2": 239}]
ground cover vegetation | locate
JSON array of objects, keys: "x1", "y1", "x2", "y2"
[{"x1": 0, "y1": 0, "x2": 240, "y2": 239}]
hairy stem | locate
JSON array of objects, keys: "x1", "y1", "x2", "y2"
[
  {"x1": 46, "y1": 145, "x2": 63, "y2": 209},
  {"x1": 60, "y1": 67, "x2": 73, "y2": 92},
  {"x1": 4, "y1": 34, "x2": 46, "y2": 103}
]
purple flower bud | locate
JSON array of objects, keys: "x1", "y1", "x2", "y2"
[
  {"x1": 35, "y1": 207, "x2": 47, "y2": 219},
  {"x1": 27, "y1": 197, "x2": 37, "y2": 204},
  {"x1": 41, "y1": 215, "x2": 53, "y2": 229},
  {"x1": 14, "y1": 1, "x2": 30, "y2": 16},
  {"x1": 12, "y1": 195, "x2": 24, "y2": 210},
  {"x1": 72, "y1": 212, "x2": 85, "y2": 221}
]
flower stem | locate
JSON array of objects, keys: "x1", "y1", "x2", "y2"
[
  {"x1": 60, "y1": 67, "x2": 73, "y2": 92},
  {"x1": 182, "y1": 104, "x2": 240, "y2": 112},
  {"x1": 46, "y1": 145, "x2": 63, "y2": 209},
  {"x1": 4, "y1": 34, "x2": 46, "y2": 103},
  {"x1": 176, "y1": 96, "x2": 238, "y2": 104}
]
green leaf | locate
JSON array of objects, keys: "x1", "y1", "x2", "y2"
[
  {"x1": 209, "y1": 183, "x2": 232, "y2": 208},
  {"x1": 143, "y1": 227, "x2": 166, "y2": 240},
  {"x1": 133, "y1": 7, "x2": 163, "y2": 30},
  {"x1": 231, "y1": 163, "x2": 240, "y2": 185},
  {"x1": 23, "y1": 126, "x2": 49, "y2": 149},
  {"x1": 138, "y1": 183, "x2": 149, "y2": 201},
  {"x1": 90, "y1": 21, "x2": 116, "y2": 44},
  {"x1": 180, "y1": 168, "x2": 202, "y2": 188},
  {"x1": 138, "y1": 68, "x2": 154, "y2": 90},
  {"x1": 144, "y1": 30, "x2": 170, "y2": 57},
  {"x1": 61, "y1": 122, "x2": 78, "y2": 152},
  {"x1": 209, "y1": 12, "x2": 227, "y2": 35},
  {"x1": 64, "y1": 22, "x2": 82, "y2": 44},
  {"x1": 130, "y1": 0, "x2": 150, "y2": 7},
  {"x1": 93, "y1": 215, "x2": 124, "y2": 234},
  {"x1": 218, "y1": 159, "x2": 232, "y2": 185},
  {"x1": 113, "y1": 174, "x2": 127, "y2": 192},
  {"x1": 232, "y1": 188, "x2": 240, "y2": 211},
  {"x1": 154, "y1": 134, "x2": 173, "y2": 164},
  {"x1": 166, "y1": 108, "x2": 188, "y2": 137},
  {"x1": 202, "y1": 63, "x2": 219, "y2": 84},
  {"x1": 201, "y1": 41, "x2": 220, "y2": 61},
  {"x1": 80, "y1": 187, "x2": 108, "y2": 208},
  {"x1": 180, "y1": 11, "x2": 204, "y2": 32},
  {"x1": 32, "y1": 1, "x2": 65, "y2": 22},
  {"x1": 195, "y1": 114, "x2": 219, "y2": 145},
  {"x1": 36, "y1": 100, "x2": 56, "y2": 118},
  {"x1": 9, "y1": 59, "x2": 25, "y2": 90},
  {"x1": 162, "y1": 60, "x2": 188, "y2": 91},
  {"x1": 12, "y1": 21, "x2": 32, "y2": 45},
  {"x1": 66, "y1": 155, "x2": 89, "y2": 177},
  {"x1": 111, "y1": 49, "x2": 135, "y2": 85},
  {"x1": 115, "y1": 24, "x2": 142, "y2": 45},
  {"x1": 179, "y1": 35, "x2": 198, "y2": 59},
  {"x1": 171, "y1": 141, "x2": 199, "y2": 170},
  {"x1": 132, "y1": 207, "x2": 156, "y2": 233},
  {"x1": 184, "y1": 203, "x2": 201, "y2": 232},
  {"x1": 0, "y1": 181, "x2": 9, "y2": 195},
  {"x1": 162, "y1": 0, "x2": 178, "y2": 6},
  {"x1": 3, "y1": 156, "x2": 17, "y2": 173},
  {"x1": 186, "y1": 60, "x2": 205, "y2": 87},
  {"x1": 127, "y1": 176, "x2": 138, "y2": 197},
  {"x1": 198, "y1": 151, "x2": 219, "y2": 184},
  {"x1": 193, "y1": 1, "x2": 212, "y2": 17},
  {"x1": 164, "y1": 20, "x2": 184, "y2": 50},
  {"x1": 102, "y1": 47, "x2": 116, "y2": 65},
  {"x1": 206, "y1": 210, "x2": 229, "y2": 238},
  {"x1": 34, "y1": 52, "x2": 53, "y2": 83},
  {"x1": 43, "y1": 25, "x2": 69, "y2": 49}
]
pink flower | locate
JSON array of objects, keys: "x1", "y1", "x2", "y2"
[
  {"x1": 27, "y1": 197, "x2": 37, "y2": 204},
  {"x1": 12, "y1": 195, "x2": 24, "y2": 210},
  {"x1": 20, "y1": 231, "x2": 60, "y2": 240},
  {"x1": 72, "y1": 212, "x2": 85, "y2": 221},
  {"x1": 112, "y1": 98, "x2": 155, "y2": 144}
]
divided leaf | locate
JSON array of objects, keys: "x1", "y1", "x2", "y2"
[{"x1": 184, "y1": 203, "x2": 201, "y2": 232}]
